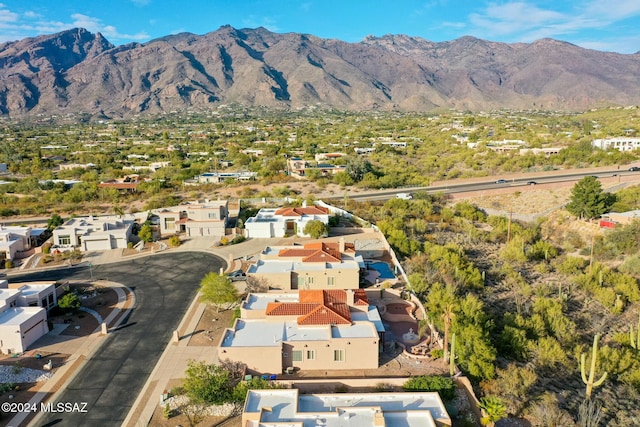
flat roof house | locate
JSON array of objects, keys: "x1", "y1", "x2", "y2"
[
  {"x1": 0, "y1": 281, "x2": 56, "y2": 354},
  {"x1": 219, "y1": 289, "x2": 384, "y2": 374},
  {"x1": 52, "y1": 215, "x2": 134, "y2": 252},
  {"x1": 242, "y1": 389, "x2": 451, "y2": 427},
  {"x1": 155, "y1": 199, "x2": 228, "y2": 238},
  {"x1": 244, "y1": 205, "x2": 330, "y2": 238},
  {"x1": 247, "y1": 241, "x2": 363, "y2": 292}
]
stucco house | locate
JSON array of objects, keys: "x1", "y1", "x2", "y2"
[
  {"x1": 244, "y1": 205, "x2": 330, "y2": 238},
  {"x1": 242, "y1": 389, "x2": 451, "y2": 427},
  {"x1": 0, "y1": 226, "x2": 32, "y2": 261},
  {"x1": 155, "y1": 199, "x2": 229, "y2": 238},
  {"x1": 218, "y1": 289, "x2": 384, "y2": 374},
  {"x1": 52, "y1": 215, "x2": 134, "y2": 251},
  {"x1": 0, "y1": 281, "x2": 57, "y2": 354},
  {"x1": 246, "y1": 240, "x2": 364, "y2": 292}
]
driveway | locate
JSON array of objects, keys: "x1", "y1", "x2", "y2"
[{"x1": 10, "y1": 251, "x2": 225, "y2": 427}]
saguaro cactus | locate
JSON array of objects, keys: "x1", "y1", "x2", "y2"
[
  {"x1": 631, "y1": 314, "x2": 640, "y2": 350},
  {"x1": 449, "y1": 333, "x2": 456, "y2": 376},
  {"x1": 580, "y1": 334, "x2": 608, "y2": 399}
]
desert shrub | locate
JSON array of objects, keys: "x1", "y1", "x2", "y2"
[
  {"x1": 620, "y1": 254, "x2": 640, "y2": 277},
  {"x1": 454, "y1": 201, "x2": 487, "y2": 222},
  {"x1": 480, "y1": 364, "x2": 537, "y2": 416},
  {"x1": 231, "y1": 235, "x2": 246, "y2": 244},
  {"x1": 168, "y1": 235, "x2": 181, "y2": 247},
  {"x1": 42, "y1": 242, "x2": 52, "y2": 254},
  {"x1": 58, "y1": 292, "x2": 81, "y2": 312},
  {"x1": 500, "y1": 236, "x2": 527, "y2": 264},
  {"x1": 220, "y1": 237, "x2": 229, "y2": 246},
  {"x1": 527, "y1": 240, "x2": 559, "y2": 261},
  {"x1": 5, "y1": 259, "x2": 13, "y2": 269},
  {"x1": 555, "y1": 256, "x2": 587, "y2": 275},
  {"x1": 402, "y1": 375, "x2": 456, "y2": 401},
  {"x1": 564, "y1": 230, "x2": 585, "y2": 249}
]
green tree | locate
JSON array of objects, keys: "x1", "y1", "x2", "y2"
[
  {"x1": 303, "y1": 220, "x2": 328, "y2": 238},
  {"x1": 566, "y1": 176, "x2": 612, "y2": 220},
  {"x1": 58, "y1": 293, "x2": 81, "y2": 312},
  {"x1": 345, "y1": 156, "x2": 374, "y2": 182},
  {"x1": 46, "y1": 214, "x2": 64, "y2": 230},
  {"x1": 199, "y1": 272, "x2": 238, "y2": 312},
  {"x1": 138, "y1": 223, "x2": 153, "y2": 242},
  {"x1": 182, "y1": 360, "x2": 233, "y2": 405}
]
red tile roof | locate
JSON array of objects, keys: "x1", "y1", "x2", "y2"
[
  {"x1": 353, "y1": 289, "x2": 369, "y2": 306},
  {"x1": 278, "y1": 242, "x2": 343, "y2": 263},
  {"x1": 266, "y1": 289, "x2": 354, "y2": 325},
  {"x1": 274, "y1": 206, "x2": 329, "y2": 216},
  {"x1": 266, "y1": 302, "x2": 319, "y2": 316}
]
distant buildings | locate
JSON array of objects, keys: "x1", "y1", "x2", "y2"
[
  {"x1": 286, "y1": 158, "x2": 346, "y2": 179},
  {"x1": 192, "y1": 171, "x2": 258, "y2": 184},
  {"x1": 592, "y1": 137, "x2": 640, "y2": 152}
]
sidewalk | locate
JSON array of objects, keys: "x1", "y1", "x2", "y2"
[{"x1": 10, "y1": 281, "x2": 136, "y2": 427}]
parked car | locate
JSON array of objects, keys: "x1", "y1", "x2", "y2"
[
  {"x1": 495, "y1": 179, "x2": 508, "y2": 184},
  {"x1": 629, "y1": 166, "x2": 640, "y2": 171},
  {"x1": 526, "y1": 181, "x2": 537, "y2": 185},
  {"x1": 227, "y1": 270, "x2": 246, "y2": 281},
  {"x1": 396, "y1": 192, "x2": 412, "y2": 200}
]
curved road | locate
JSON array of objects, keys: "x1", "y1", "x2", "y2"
[{"x1": 11, "y1": 252, "x2": 225, "y2": 427}]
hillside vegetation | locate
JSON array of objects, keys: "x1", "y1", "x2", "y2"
[{"x1": 343, "y1": 184, "x2": 640, "y2": 426}]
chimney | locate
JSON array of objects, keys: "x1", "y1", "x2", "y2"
[
  {"x1": 339, "y1": 237, "x2": 345, "y2": 253},
  {"x1": 302, "y1": 200, "x2": 307, "y2": 208},
  {"x1": 346, "y1": 289, "x2": 354, "y2": 306}
]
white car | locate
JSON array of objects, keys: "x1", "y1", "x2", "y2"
[{"x1": 396, "y1": 193, "x2": 412, "y2": 200}]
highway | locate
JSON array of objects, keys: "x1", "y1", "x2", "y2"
[{"x1": 327, "y1": 167, "x2": 640, "y2": 202}]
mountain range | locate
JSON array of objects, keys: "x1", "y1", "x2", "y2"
[{"x1": 1, "y1": 26, "x2": 640, "y2": 118}]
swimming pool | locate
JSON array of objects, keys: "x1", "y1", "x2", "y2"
[{"x1": 369, "y1": 261, "x2": 396, "y2": 280}]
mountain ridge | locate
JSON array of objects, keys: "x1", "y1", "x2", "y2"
[{"x1": 1, "y1": 26, "x2": 640, "y2": 118}]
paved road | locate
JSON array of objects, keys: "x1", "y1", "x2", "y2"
[{"x1": 11, "y1": 252, "x2": 225, "y2": 427}]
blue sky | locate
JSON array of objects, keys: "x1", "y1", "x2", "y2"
[{"x1": 1, "y1": 1, "x2": 639, "y2": 53}]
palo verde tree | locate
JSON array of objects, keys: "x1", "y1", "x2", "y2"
[
  {"x1": 199, "y1": 272, "x2": 239, "y2": 312},
  {"x1": 565, "y1": 176, "x2": 613, "y2": 220}
]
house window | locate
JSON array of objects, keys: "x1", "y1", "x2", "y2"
[
  {"x1": 208, "y1": 212, "x2": 218, "y2": 219},
  {"x1": 306, "y1": 350, "x2": 316, "y2": 360},
  {"x1": 292, "y1": 351, "x2": 303, "y2": 362},
  {"x1": 41, "y1": 298, "x2": 47, "y2": 308},
  {"x1": 307, "y1": 277, "x2": 314, "y2": 285},
  {"x1": 327, "y1": 277, "x2": 335, "y2": 286},
  {"x1": 334, "y1": 350, "x2": 344, "y2": 362},
  {"x1": 58, "y1": 235, "x2": 71, "y2": 245},
  {"x1": 164, "y1": 217, "x2": 175, "y2": 230}
]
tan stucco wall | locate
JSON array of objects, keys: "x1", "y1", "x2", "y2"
[
  {"x1": 218, "y1": 345, "x2": 283, "y2": 374},
  {"x1": 283, "y1": 337, "x2": 379, "y2": 371}
]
